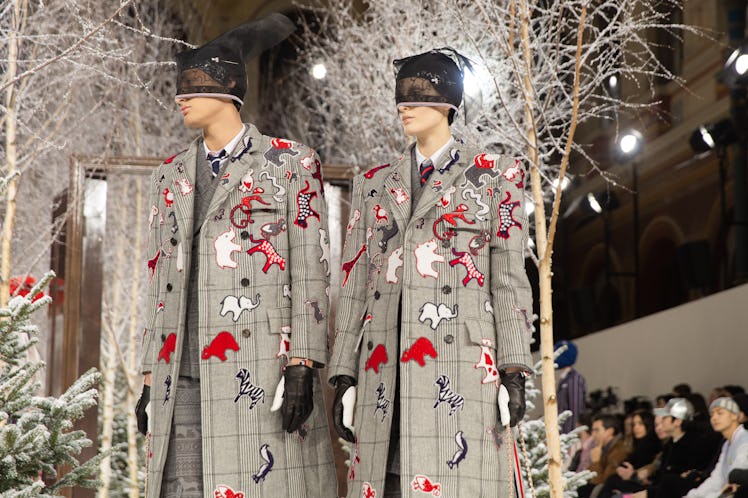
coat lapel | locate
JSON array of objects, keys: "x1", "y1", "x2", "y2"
[
  {"x1": 170, "y1": 140, "x2": 198, "y2": 247},
  {"x1": 411, "y1": 138, "x2": 470, "y2": 222},
  {"x1": 380, "y1": 148, "x2": 413, "y2": 232},
  {"x1": 205, "y1": 124, "x2": 263, "y2": 221}
]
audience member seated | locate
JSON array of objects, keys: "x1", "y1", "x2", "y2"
[
  {"x1": 627, "y1": 398, "x2": 722, "y2": 498},
  {"x1": 597, "y1": 410, "x2": 662, "y2": 498},
  {"x1": 656, "y1": 394, "x2": 674, "y2": 409},
  {"x1": 577, "y1": 414, "x2": 631, "y2": 498},
  {"x1": 673, "y1": 383, "x2": 692, "y2": 399},
  {"x1": 734, "y1": 393, "x2": 748, "y2": 429},
  {"x1": 568, "y1": 412, "x2": 596, "y2": 472},
  {"x1": 684, "y1": 397, "x2": 748, "y2": 498}
]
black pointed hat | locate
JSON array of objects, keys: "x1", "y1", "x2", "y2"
[{"x1": 175, "y1": 13, "x2": 296, "y2": 107}]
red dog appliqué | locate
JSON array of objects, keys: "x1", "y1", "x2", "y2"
[
  {"x1": 214, "y1": 485, "x2": 244, "y2": 498},
  {"x1": 401, "y1": 337, "x2": 438, "y2": 367},
  {"x1": 294, "y1": 180, "x2": 320, "y2": 228},
  {"x1": 497, "y1": 190, "x2": 522, "y2": 239},
  {"x1": 247, "y1": 235, "x2": 286, "y2": 273},
  {"x1": 449, "y1": 248, "x2": 485, "y2": 287},
  {"x1": 202, "y1": 331, "x2": 240, "y2": 361}
]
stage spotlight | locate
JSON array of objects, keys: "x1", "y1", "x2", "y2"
[
  {"x1": 614, "y1": 129, "x2": 643, "y2": 163},
  {"x1": 689, "y1": 119, "x2": 737, "y2": 154},
  {"x1": 552, "y1": 176, "x2": 571, "y2": 191},
  {"x1": 720, "y1": 44, "x2": 748, "y2": 88},
  {"x1": 605, "y1": 74, "x2": 621, "y2": 98},
  {"x1": 311, "y1": 63, "x2": 327, "y2": 80},
  {"x1": 587, "y1": 193, "x2": 603, "y2": 214}
]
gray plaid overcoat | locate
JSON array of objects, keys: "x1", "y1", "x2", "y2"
[
  {"x1": 328, "y1": 139, "x2": 534, "y2": 497},
  {"x1": 140, "y1": 124, "x2": 336, "y2": 498}
]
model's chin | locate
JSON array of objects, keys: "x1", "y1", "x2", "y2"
[{"x1": 182, "y1": 116, "x2": 202, "y2": 129}]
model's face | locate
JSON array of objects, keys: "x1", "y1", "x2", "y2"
[
  {"x1": 175, "y1": 96, "x2": 232, "y2": 129},
  {"x1": 710, "y1": 407, "x2": 738, "y2": 433},
  {"x1": 398, "y1": 105, "x2": 450, "y2": 140},
  {"x1": 632, "y1": 415, "x2": 647, "y2": 439}
]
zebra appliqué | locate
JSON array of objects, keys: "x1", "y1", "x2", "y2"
[
  {"x1": 374, "y1": 382, "x2": 391, "y2": 422},
  {"x1": 434, "y1": 374, "x2": 465, "y2": 416},
  {"x1": 234, "y1": 368, "x2": 266, "y2": 410}
]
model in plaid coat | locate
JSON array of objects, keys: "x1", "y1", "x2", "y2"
[{"x1": 327, "y1": 49, "x2": 535, "y2": 497}]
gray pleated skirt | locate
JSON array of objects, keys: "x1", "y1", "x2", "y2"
[{"x1": 160, "y1": 377, "x2": 203, "y2": 498}]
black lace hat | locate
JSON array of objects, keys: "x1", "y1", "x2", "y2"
[{"x1": 175, "y1": 13, "x2": 295, "y2": 107}]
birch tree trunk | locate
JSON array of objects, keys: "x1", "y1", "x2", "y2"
[{"x1": 0, "y1": 0, "x2": 26, "y2": 308}]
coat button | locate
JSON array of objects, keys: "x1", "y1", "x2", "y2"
[
  {"x1": 242, "y1": 329, "x2": 251, "y2": 338},
  {"x1": 442, "y1": 285, "x2": 451, "y2": 295},
  {"x1": 166, "y1": 283, "x2": 173, "y2": 292},
  {"x1": 241, "y1": 278, "x2": 249, "y2": 287},
  {"x1": 367, "y1": 341, "x2": 373, "y2": 351},
  {"x1": 170, "y1": 237, "x2": 177, "y2": 246},
  {"x1": 444, "y1": 334, "x2": 454, "y2": 344},
  {"x1": 374, "y1": 291, "x2": 381, "y2": 300},
  {"x1": 241, "y1": 231, "x2": 249, "y2": 240}
]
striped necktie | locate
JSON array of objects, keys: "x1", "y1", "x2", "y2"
[
  {"x1": 419, "y1": 158, "x2": 434, "y2": 185},
  {"x1": 207, "y1": 149, "x2": 227, "y2": 177}
]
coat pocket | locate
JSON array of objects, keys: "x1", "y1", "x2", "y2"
[{"x1": 265, "y1": 304, "x2": 292, "y2": 359}]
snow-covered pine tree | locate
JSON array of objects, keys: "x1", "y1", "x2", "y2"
[{"x1": 0, "y1": 271, "x2": 104, "y2": 497}]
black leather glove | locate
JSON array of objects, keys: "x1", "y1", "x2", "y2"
[
  {"x1": 332, "y1": 375, "x2": 357, "y2": 443},
  {"x1": 135, "y1": 384, "x2": 150, "y2": 435},
  {"x1": 500, "y1": 371, "x2": 526, "y2": 427},
  {"x1": 280, "y1": 365, "x2": 314, "y2": 433}
]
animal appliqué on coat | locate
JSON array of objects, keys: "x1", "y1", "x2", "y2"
[
  {"x1": 365, "y1": 344, "x2": 388, "y2": 374},
  {"x1": 202, "y1": 331, "x2": 240, "y2": 361},
  {"x1": 364, "y1": 163, "x2": 391, "y2": 179},
  {"x1": 247, "y1": 235, "x2": 286, "y2": 273},
  {"x1": 502, "y1": 159, "x2": 525, "y2": 188},
  {"x1": 411, "y1": 475, "x2": 442, "y2": 496},
  {"x1": 259, "y1": 170, "x2": 286, "y2": 203},
  {"x1": 175, "y1": 177, "x2": 193, "y2": 196},
  {"x1": 274, "y1": 331, "x2": 291, "y2": 359},
  {"x1": 239, "y1": 168, "x2": 256, "y2": 193},
  {"x1": 461, "y1": 188, "x2": 490, "y2": 222},
  {"x1": 390, "y1": 187, "x2": 409, "y2": 205},
  {"x1": 294, "y1": 180, "x2": 320, "y2": 228},
  {"x1": 346, "y1": 209, "x2": 361, "y2": 236},
  {"x1": 252, "y1": 443, "x2": 274, "y2": 483},
  {"x1": 319, "y1": 228, "x2": 331, "y2": 274},
  {"x1": 377, "y1": 221, "x2": 398, "y2": 252},
  {"x1": 497, "y1": 190, "x2": 522, "y2": 239},
  {"x1": 468, "y1": 230, "x2": 491, "y2": 256},
  {"x1": 214, "y1": 484, "x2": 245, "y2": 498},
  {"x1": 401, "y1": 337, "x2": 438, "y2": 366},
  {"x1": 461, "y1": 153, "x2": 502, "y2": 188},
  {"x1": 386, "y1": 246, "x2": 404, "y2": 283},
  {"x1": 214, "y1": 228, "x2": 242, "y2": 269},
  {"x1": 449, "y1": 248, "x2": 485, "y2": 287},
  {"x1": 147, "y1": 249, "x2": 161, "y2": 280},
  {"x1": 342, "y1": 244, "x2": 367, "y2": 287},
  {"x1": 163, "y1": 375, "x2": 172, "y2": 405},
  {"x1": 260, "y1": 218, "x2": 286, "y2": 240},
  {"x1": 434, "y1": 374, "x2": 465, "y2": 416},
  {"x1": 361, "y1": 482, "x2": 376, "y2": 498},
  {"x1": 163, "y1": 188, "x2": 174, "y2": 207},
  {"x1": 418, "y1": 302, "x2": 459, "y2": 330},
  {"x1": 436, "y1": 186, "x2": 457, "y2": 208},
  {"x1": 446, "y1": 430, "x2": 468, "y2": 469},
  {"x1": 374, "y1": 382, "x2": 391, "y2": 422},
  {"x1": 230, "y1": 195, "x2": 271, "y2": 228},
  {"x1": 265, "y1": 138, "x2": 298, "y2": 167},
  {"x1": 148, "y1": 205, "x2": 163, "y2": 230},
  {"x1": 474, "y1": 339, "x2": 500, "y2": 385},
  {"x1": 414, "y1": 240, "x2": 445, "y2": 279},
  {"x1": 304, "y1": 299, "x2": 325, "y2": 323},
  {"x1": 220, "y1": 294, "x2": 261, "y2": 322},
  {"x1": 167, "y1": 211, "x2": 178, "y2": 234},
  {"x1": 157, "y1": 333, "x2": 177, "y2": 364},
  {"x1": 234, "y1": 368, "x2": 266, "y2": 409},
  {"x1": 366, "y1": 253, "x2": 383, "y2": 290},
  {"x1": 433, "y1": 204, "x2": 475, "y2": 242},
  {"x1": 372, "y1": 204, "x2": 389, "y2": 224}
]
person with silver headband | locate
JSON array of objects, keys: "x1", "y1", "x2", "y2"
[
  {"x1": 135, "y1": 13, "x2": 337, "y2": 498},
  {"x1": 328, "y1": 48, "x2": 534, "y2": 497}
]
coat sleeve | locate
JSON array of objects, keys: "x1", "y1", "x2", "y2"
[
  {"x1": 286, "y1": 147, "x2": 330, "y2": 365},
  {"x1": 327, "y1": 174, "x2": 369, "y2": 384},
  {"x1": 139, "y1": 167, "x2": 164, "y2": 375},
  {"x1": 488, "y1": 157, "x2": 533, "y2": 370}
]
